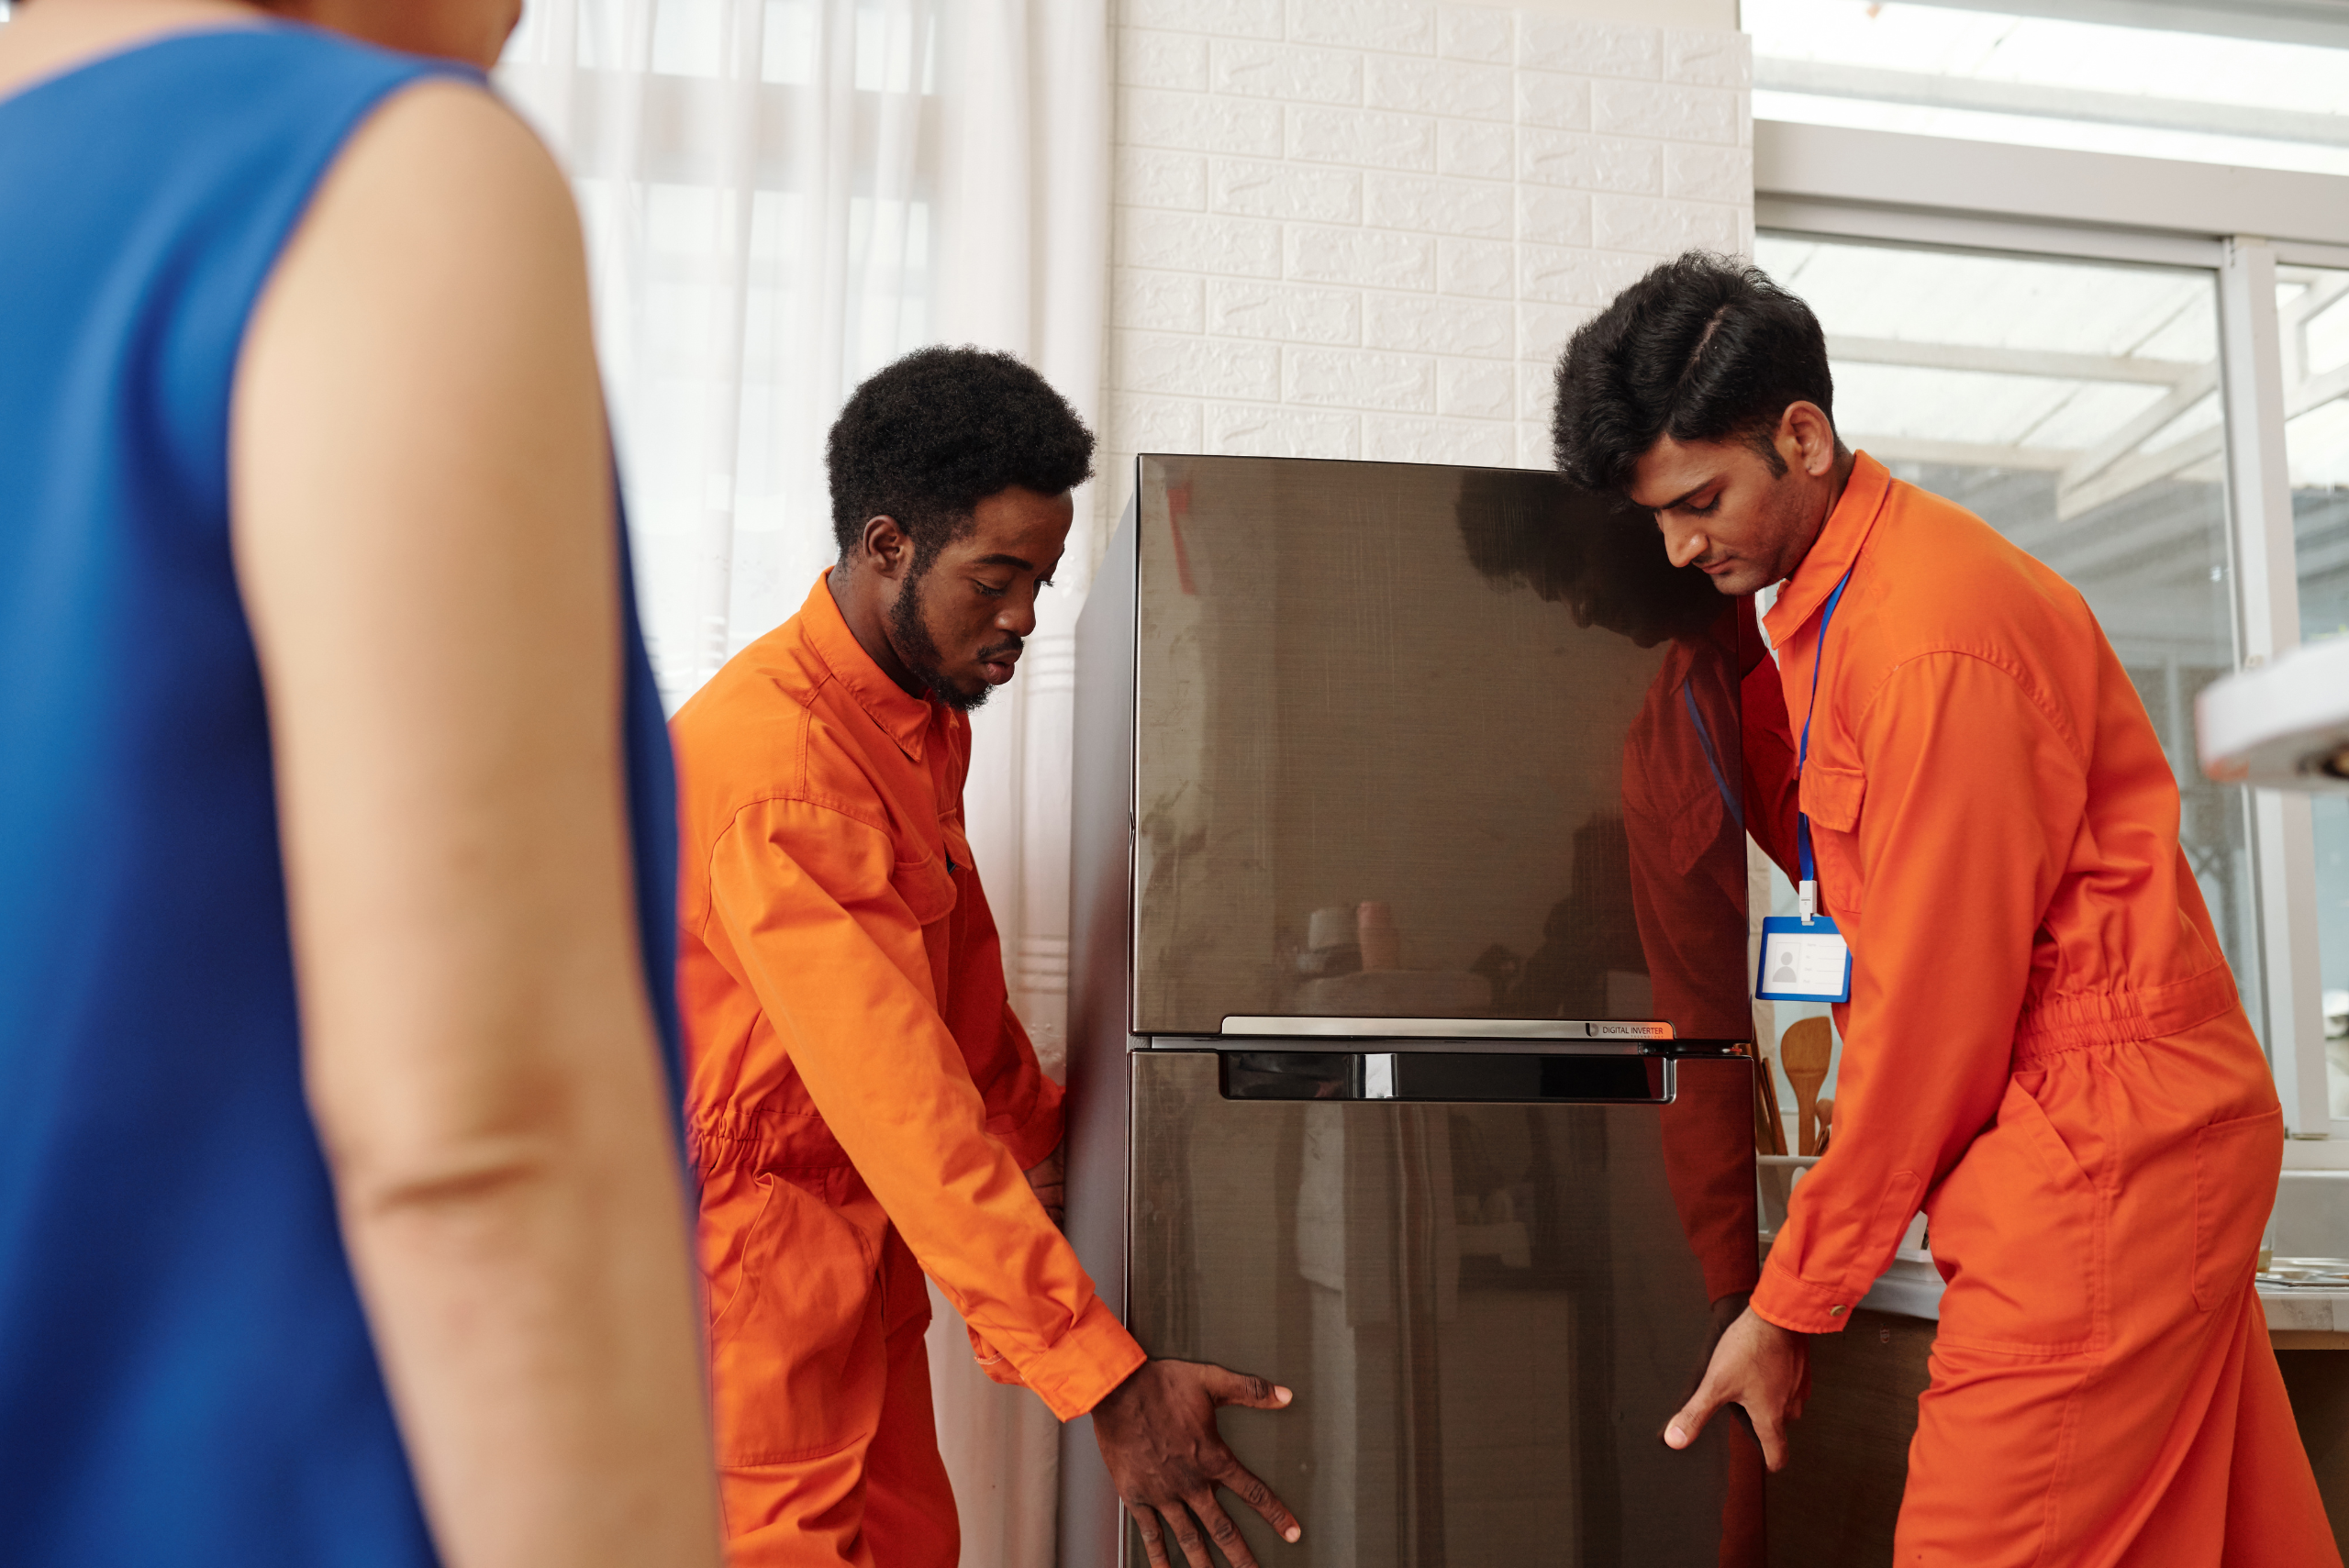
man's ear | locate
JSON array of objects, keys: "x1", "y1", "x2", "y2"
[
  {"x1": 1780, "y1": 402, "x2": 1838, "y2": 478},
  {"x1": 857, "y1": 515, "x2": 914, "y2": 582}
]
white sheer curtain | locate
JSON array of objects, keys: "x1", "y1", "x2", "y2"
[{"x1": 496, "y1": 5, "x2": 1108, "y2": 1562}]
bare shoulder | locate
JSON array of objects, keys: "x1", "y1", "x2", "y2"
[{"x1": 301, "y1": 76, "x2": 583, "y2": 284}]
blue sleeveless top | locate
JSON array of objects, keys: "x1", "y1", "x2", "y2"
[{"x1": 0, "y1": 28, "x2": 683, "y2": 1566}]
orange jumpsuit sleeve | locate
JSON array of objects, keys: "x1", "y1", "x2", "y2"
[
  {"x1": 1751, "y1": 653, "x2": 2081, "y2": 1334},
  {"x1": 708, "y1": 796, "x2": 1146, "y2": 1418},
  {"x1": 933, "y1": 847, "x2": 1065, "y2": 1170}
]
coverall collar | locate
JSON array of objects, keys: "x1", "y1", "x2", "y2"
[
  {"x1": 1763, "y1": 450, "x2": 1893, "y2": 648},
  {"x1": 802, "y1": 568, "x2": 937, "y2": 762}
]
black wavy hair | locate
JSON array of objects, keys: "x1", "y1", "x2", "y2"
[
  {"x1": 826, "y1": 345, "x2": 1096, "y2": 564},
  {"x1": 1552, "y1": 250, "x2": 1836, "y2": 495}
]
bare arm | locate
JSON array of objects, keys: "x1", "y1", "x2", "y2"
[{"x1": 231, "y1": 82, "x2": 719, "y2": 1568}]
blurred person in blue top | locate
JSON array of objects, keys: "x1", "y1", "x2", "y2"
[{"x1": 0, "y1": 2, "x2": 720, "y2": 1565}]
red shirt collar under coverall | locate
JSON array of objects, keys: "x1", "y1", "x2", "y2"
[
  {"x1": 673, "y1": 573, "x2": 1144, "y2": 1565},
  {"x1": 1748, "y1": 454, "x2": 2334, "y2": 1566}
]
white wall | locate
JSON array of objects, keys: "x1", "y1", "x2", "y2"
[{"x1": 1100, "y1": 0, "x2": 1754, "y2": 529}]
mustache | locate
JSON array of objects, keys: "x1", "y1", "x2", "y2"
[{"x1": 976, "y1": 635, "x2": 1025, "y2": 662}]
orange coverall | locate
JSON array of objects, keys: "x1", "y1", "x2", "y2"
[
  {"x1": 672, "y1": 573, "x2": 1146, "y2": 1567},
  {"x1": 1751, "y1": 454, "x2": 2336, "y2": 1564}
]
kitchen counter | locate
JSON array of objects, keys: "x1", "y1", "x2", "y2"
[{"x1": 1762, "y1": 1157, "x2": 2349, "y2": 1345}]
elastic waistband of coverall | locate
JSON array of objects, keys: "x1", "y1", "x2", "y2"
[
  {"x1": 688, "y1": 1108, "x2": 854, "y2": 1181},
  {"x1": 2009, "y1": 965, "x2": 2243, "y2": 1063}
]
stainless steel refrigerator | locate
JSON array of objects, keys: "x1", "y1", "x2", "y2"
[{"x1": 1059, "y1": 455, "x2": 1764, "y2": 1568}]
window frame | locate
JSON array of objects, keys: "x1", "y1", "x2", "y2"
[{"x1": 1756, "y1": 117, "x2": 2348, "y2": 1144}]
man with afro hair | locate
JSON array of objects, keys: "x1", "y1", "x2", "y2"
[{"x1": 670, "y1": 347, "x2": 1302, "y2": 1568}]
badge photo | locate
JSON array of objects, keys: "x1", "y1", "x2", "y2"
[{"x1": 1756, "y1": 913, "x2": 1852, "y2": 1004}]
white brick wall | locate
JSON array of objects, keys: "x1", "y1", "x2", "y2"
[{"x1": 1102, "y1": 0, "x2": 1753, "y2": 526}]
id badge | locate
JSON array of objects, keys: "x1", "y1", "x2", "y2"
[{"x1": 1756, "y1": 914, "x2": 1852, "y2": 1003}]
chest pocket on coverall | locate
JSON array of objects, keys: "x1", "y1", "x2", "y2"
[
  {"x1": 890, "y1": 848, "x2": 958, "y2": 927},
  {"x1": 1798, "y1": 762, "x2": 1866, "y2": 915}
]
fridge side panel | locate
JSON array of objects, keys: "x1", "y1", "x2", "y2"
[{"x1": 1060, "y1": 490, "x2": 1141, "y2": 1568}]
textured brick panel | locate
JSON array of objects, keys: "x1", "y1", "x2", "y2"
[
  {"x1": 1513, "y1": 69, "x2": 1590, "y2": 130},
  {"x1": 1104, "y1": 4, "x2": 1753, "y2": 488},
  {"x1": 1518, "y1": 241, "x2": 1600, "y2": 306},
  {"x1": 1107, "y1": 393, "x2": 1205, "y2": 452},
  {"x1": 1108, "y1": 270, "x2": 1202, "y2": 333},
  {"x1": 1437, "y1": 118, "x2": 1513, "y2": 181},
  {"x1": 1517, "y1": 359, "x2": 1560, "y2": 425},
  {"x1": 1437, "y1": 236, "x2": 1513, "y2": 297},
  {"x1": 1117, "y1": 331, "x2": 1282, "y2": 399},
  {"x1": 1517, "y1": 421, "x2": 1555, "y2": 468},
  {"x1": 1125, "y1": 87, "x2": 1284, "y2": 156},
  {"x1": 1665, "y1": 143, "x2": 1753, "y2": 205},
  {"x1": 1116, "y1": 209, "x2": 1282, "y2": 277},
  {"x1": 1438, "y1": 357, "x2": 1515, "y2": 419},
  {"x1": 1593, "y1": 194, "x2": 1740, "y2": 254},
  {"x1": 1517, "y1": 301, "x2": 1595, "y2": 361},
  {"x1": 1365, "y1": 55, "x2": 1512, "y2": 121},
  {"x1": 1518, "y1": 15, "x2": 1659, "y2": 78},
  {"x1": 1365, "y1": 172, "x2": 1509, "y2": 239},
  {"x1": 1364, "y1": 292, "x2": 1512, "y2": 358},
  {"x1": 1588, "y1": 248, "x2": 1663, "y2": 298},
  {"x1": 1516, "y1": 185, "x2": 1592, "y2": 249},
  {"x1": 1287, "y1": 223, "x2": 1436, "y2": 289},
  {"x1": 1119, "y1": 28, "x2": 1209, "y2": 91},
  {"x1": 1115, "y1": 269, "x2": 1208, "y2": 334},
  {"x1": 1206, "y1": 403, "x2": 1361, "y2": 458},
  {"x1": 1288, "y1": 105, "x2": 1439, "y2": 172},
  {"x1": 1665, "y1": 27, "x2": 1751, "y2": 88},
  {"x1": 1117, "y1": 148, "x2": 1208, "y2": 211},
  {"x1": 1287, "y1": 0, "x2": 1438, "y2": 54},
  {"x1": 1208, "y1": 279, "x2": 1363, "y2": 344},
  {"x1": 1591, "y1": 78, "x2": 1739, "y2": 143},
  {"x1": 1519, "y1": 128, "x2": 1661, "y2": 194},
  {"x1": 1212, "y1": 158, "x2": 1363, "y2": 223},
  {"x1": 1125, "y1": 0, "x2": 1281, "y2": 39},
  {"x1": 1284, "y1": 347, "x2": 1438, "y2": 413},
  {"x1": 1438, "y1": 4, "x2": 1512, "y2": 63},
  {"x1": 1210, "y1": 39, "x2": 1363, "y2": 103},
  {"x1": 1364, "y1": 414, "x2": 1515, "y2": 465}
]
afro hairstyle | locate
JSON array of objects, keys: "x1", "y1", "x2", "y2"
[
  {"x1": 1552, "y1": 250, "x2": 1835, "y2": 495},
  {"x1": 826, "y1": 345, "x2": 1095, "y2": 565}
]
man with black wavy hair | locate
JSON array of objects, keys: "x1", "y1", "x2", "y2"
[
  {"x1": 671, "y1": 347, "x2": 1300, "y2": 1568},
  {"x1": 1554, "y1": 254, "x2": 2333, "y2": 1566}
]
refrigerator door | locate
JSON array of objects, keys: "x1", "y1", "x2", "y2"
[
  {"x1": 1124, "y1": 455, "x2": 1751, "y2": 1042},
  {"x1": 1121, "y1": 1050, "x2": 1760, "y2": 1568}
]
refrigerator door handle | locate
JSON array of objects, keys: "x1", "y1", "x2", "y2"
[{"x1": 1217, "y1": 1049, "x2": 1675, "y2": 1104}]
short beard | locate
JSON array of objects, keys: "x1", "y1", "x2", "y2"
[{"x1": 888, "y1": 557, "x2": 991, "y2": 712}]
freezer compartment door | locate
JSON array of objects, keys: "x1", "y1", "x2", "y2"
[{"x1": 1118, "y1": 1050, "x2": 1760, "y2": 1568}]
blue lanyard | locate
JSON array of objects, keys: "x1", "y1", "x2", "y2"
[
  {"x1": 1794, "y1": 573, "x2": 1854, "y2": 922},
  {"x1": 1680, "y1": 679, "x2": 1742, "y2": 829}
]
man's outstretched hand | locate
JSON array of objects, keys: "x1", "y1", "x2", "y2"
[
  {"x1": 1091, "y1": 1358, "x2": 1301, "y2": 1568},
  {"x1": 1664, "y1": 1306, "x2": 1808, "y2": 1471}
]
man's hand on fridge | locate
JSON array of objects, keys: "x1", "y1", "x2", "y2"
[
  {"x1": 1022, "y1": 1145, "x2": 1065, "y2": 1229},
  {"x1": 1091, "y1": 1358, "x2": 1301, "y2": 1568},
  {"x1": 1664, "y1": 1306, "x2": 1809, "y2": 1471}
]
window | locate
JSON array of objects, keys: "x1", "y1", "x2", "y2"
[
  {"x1": 1757, "y1": 106, "x2": 2349, "y2": 1140},
  {"x1": 2279, "y1": 262, "x2": 2349, "y2": 1109},
  {"x1": 498, "y1": 0, "x2": 942, "y2": 702},
  {"x1": 1747, "y1": 0, "x2": 2349, "y2": 177},
  {"x1": 1753, "y1": 232, "x2": 2262, "y2": 1018}
]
